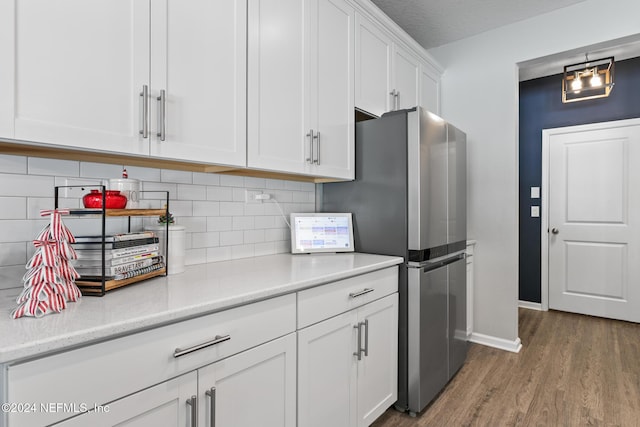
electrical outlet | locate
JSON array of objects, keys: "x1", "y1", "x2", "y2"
[{"x1": 245, "y1": 189, "x2": 263, "y2": 204}]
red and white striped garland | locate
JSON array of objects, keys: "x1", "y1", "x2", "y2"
[{"x1": 12, "y1": 209, "x2": 82, "y2": 319}]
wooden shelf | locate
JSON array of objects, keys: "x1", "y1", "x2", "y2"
[
  {"x1": 76, "y1": 268, "x2": 167, "y2": 295},
  {"x1": 68, "y1": 208, "x2": 167, "y2": 217}
]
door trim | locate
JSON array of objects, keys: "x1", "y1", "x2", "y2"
[{"x1": 541, "y1": 118, "x2": 640, "y2": 312}]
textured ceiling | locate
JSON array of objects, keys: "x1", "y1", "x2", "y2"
[{"x1": 370, "y1": 0, "x2": 588, "y2": 49}]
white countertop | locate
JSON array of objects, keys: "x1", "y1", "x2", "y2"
[{"x1": 0, "y1": 253, "x2": 402, "y2": 364}]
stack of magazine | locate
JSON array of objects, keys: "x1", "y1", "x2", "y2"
[{"x1": 71, "y1": 231, "x2": 165, "y2": 281}]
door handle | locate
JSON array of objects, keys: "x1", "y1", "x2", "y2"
[
  {"x1": 313, "y1": 131, "x2": 320, "y2": 165},
  {"x1": 363, "y1": 319, "x2": 369, "y2": 357},
  {"x1": 349, "y1": 288, "x2": 374, "y2": 299},
  {"x1": 139, "y1": 85, "x2": 149, "y2": 138},
  {"x1": 156, "y1": 89, "x2": 166, "y2": 141},
  {"x1": 205, "y1": 387, "x2": 216, "y2": 427},
  {"x1": 186, "y1": 395, "x2": 198, "y2": 427},
  {"x1": 551, "y1": 228, "x2": 559, "y2": 234},
  {"x1": 353, "y1": 322, "x2": 363, "y2": 361},
  {"x1": 306, "y1": 129, "x2": 314, "y2": 164}
]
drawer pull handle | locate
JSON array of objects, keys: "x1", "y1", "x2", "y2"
[
  {"x1": 174, "y1": 334, "x2": 231, "y2": 358},
  {"x1": 206, "y1": 387, "x2": 216, "y2": 427},
  {"x1": 349, "y1": 288, "x2": 374, "y2": 299}
]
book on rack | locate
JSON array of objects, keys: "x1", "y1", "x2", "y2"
[
  {"x1": 74, "y1": 231, "x2": 156, "y2": 243},
  {"x1": 71, "y1": 236, "x2": 159, "y2": 249},
  {"x1": 76, "y1": 260, "x2": 166, "y2": 282},
  {"x1": 75, "y1": 256, "x2": 162, "y2": 277},
  {"x1": 71, "y1": 250, "x2": 160, "y2": 267},
  {"x1": 74, "y1": 243, "x2": 160, "y2": 260}
]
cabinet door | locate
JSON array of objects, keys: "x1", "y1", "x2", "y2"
[
  {"x1": 306, "y1": 0, "x2": 355, "y2": 180},
  {"x1": 197, "y1": 333, "x2": 297, "y2": 427},
  {"x1": 357, "y1": 294, "x2": 398, "y2": 427},
  {"x1": 150, "y1": 0, "x2": 246, "y2": 166},
  {"x1": 420, "y1": 63, "x2": 441, "y2": 115},
  {"x1": 298, "y1": 310, "x2": 358, "y2": 427},
  {"x1": 57, "y1": 372, "x2": 197, "y2": 427},
  {"x1": 354, "y1": 13, "x2": 393, "y2": 118},
  {"x1": 392, "y1": 45, "x2": 420, "y2": 111},
  {"x1": 247, "y1": 0, "x2": 306, "y2": 174},
  {"x1": 9, "y1": 0, "x2": 150, "y2": 155}
]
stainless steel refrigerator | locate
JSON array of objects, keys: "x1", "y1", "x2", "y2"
[{"x1": 322, "y1": 106, "x2": 467, "y2": 415}]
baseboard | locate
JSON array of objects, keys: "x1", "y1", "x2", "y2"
[
  {"x1": 469, "y1": 332, "x2": 522, "y2": 353},
  {"x1": 518, "y1": 300, "x2": 543, "y2": 311}
]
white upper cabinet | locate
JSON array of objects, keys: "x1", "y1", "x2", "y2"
[
  {"x1": 248, "y1": 0, "x2": 354, "y2": 180},
  {"x1": 149, "y1": 0, "x2": 246, "y2": 166},
  {"x1": 2, "y1": 0, "x2": 246, "y2": 166},
  {"x1": 420, "y1": 62, "x2": 441, "y2": 115},
  {"x1": 354, "y1": 12, "x2": 393, "y2": 118},
  {"x1": 247, "y1": 0, "x2": 306, "y2": 175},
  {"x1": 7, "y1": 0, "x2": 150, "y2": 155},
  {"x1": 305, "y1": 0, "x2": 355, "y2": 180},
  {"x1": 355, "y1": 11, "x2": 441, "y2": 117},
  {"x1": 392, "y1": 43, "x2": 421, "y2": 111}
]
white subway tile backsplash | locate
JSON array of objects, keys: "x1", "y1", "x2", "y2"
[
  {"x1": 0, "y1": 242, "x2": 27, "y2": 266},
  {"x1": 0, "y1": 197, "x2": 26, "y2": 220},
  {"x1": 0, "y1": 173, "x2": 54, "y2": 197},
  {"x1": 0, "y1": 155, "x2": 317, "y2": 273},
  {"x1": 244, "y1": 229, "x2": 265, "y2": 244},
  {"x1": 254, "y1": 242, "x2": 276, "y2": 257},
  {"x1": 219, "y1": 175, "x2": 245, "y2": 188},
  {"x1": 0, "y1": 265, "x2": 26, "y2": 290},
  {"x1": 206, "y1": 246, "x2": 232, "y2": 263},
  {"x1": 207, "y1": 216, "x2": 233, "y2": 232},
  {"x1": 193, "y1": 172, "x2": 220, "y2": 186},
  {"x1": 219, "y1": 202, "x2": 244, "y2": 216},
  {"x1": 192, "y1": 232, "x2": 220, "y2": 249},
  {"x1": 176, "y1": 217, "x2": 207, "y2": 233},
  {"x1": 79, "y1": 162, "x2": 123, "y2": 179},
  {"x1": 177, "y1": 184, "x2": 206, "y2": 201},
  {"x1": 193, "y1": 201, "x2": 220, "y2": 217},
  {"x1": 220, "y1": 230, "x2": 243, "y2": 246},
  {"x1": 124, "y1": 165, "x2": 161, "y2": 182},
  {"x1": 185, "y1": 248, "x2": 207, "y2": 266},
  {"x1": 231, "y1": 244, "x2": 254, "y2": 260},
  {"x1": 232, "y1": 216, "x2": 254, "y2": 231},
  {"x1": 28, "y1": 158, "x2": 80, "y2": 177},
  {"x1": 207, "y1": 186, "x2": 234, "y2": 201},
  {"x1": 244, "y1": 177, "x2": 266, "y2": 188},
  {"x1": 26, "y1": 198, "x2": 54, "y2": 219},
  {"x1": 0, "y1": 155, "x2": 27, "y2": 174},
  {"x1": 161, "y1": 169, "x2": 193, "y2": 184}
]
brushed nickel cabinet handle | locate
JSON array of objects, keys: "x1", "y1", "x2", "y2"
[
  {"x1": 306, "y1": 129, "x2": 314, "y2": 164},
  {"x1": 139, "y1": 85, "x2": 149, "y2": 138},
  {"x1": 314, "y1": 131, "x2": 320, "y2": 165},
  {"x1": 205, "y1": 387, "x2": 216, "y2": 427},
  {"x1": 186, "y1": 395, "x2": 198, "y2": 427},
  {"x1": 173, "y1": 334, "x2": 231, "y2": 358},
  {"x1": 363, "y1": 318, "x2": 369, "y2": 357},
  {"x1": 349, "y1": 288, "x2": 374, "y2": 299},
  {"x1": 157, "y1": 89, "x2": 166, "y2": 141},
  {"x1": 353, "y1": 322, "x2": 363, "y2": 361}
]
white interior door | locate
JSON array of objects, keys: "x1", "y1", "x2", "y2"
[{"x1": 546, "y1": 120, "x2": 640, "y2": 322}]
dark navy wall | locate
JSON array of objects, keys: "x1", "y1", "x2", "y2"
[{"x1": 518, "y1": 56, "x2": 640, "y2": 303}]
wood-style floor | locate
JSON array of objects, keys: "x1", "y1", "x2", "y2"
[{"x1": 373, "y1": 308, "x2": 640, "y2": 426}]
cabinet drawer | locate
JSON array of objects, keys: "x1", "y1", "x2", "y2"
[
  {"x1": 297, "y1": 266, "x2": 398, "y2": 328},
  {"x1": 6, "y1": 294, "x2": 296, "y2": 427}
]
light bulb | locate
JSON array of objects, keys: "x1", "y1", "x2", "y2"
[
  {"x1": 590, "y1": 73, "x2": 602, "y2": 87},
  {"x1": 571, "y1": 77, "x2": 583, "y2": 92}
]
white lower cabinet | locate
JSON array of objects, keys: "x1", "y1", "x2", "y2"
[
  {"x1": 55, "y1": 372, "x2": 198, "y2": 427},
  {"x1": 197, "y1": 333, "x2": 297, "y2": 427},
  {"x1": 298, "y1": 293, "x2": 398, "y2": 427}
]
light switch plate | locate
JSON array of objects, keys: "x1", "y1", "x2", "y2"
[
  {"x1": 530, "y1": 186, "x2": 540, "y2": 199},
  {"x1": 531, "y1": 206, "x2": 540, "y2": 217}
]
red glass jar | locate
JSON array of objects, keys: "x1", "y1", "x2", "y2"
[{"x1": 82, "y1": 190, "x2": 128, "y2": 209}]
